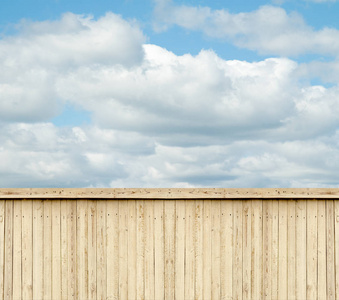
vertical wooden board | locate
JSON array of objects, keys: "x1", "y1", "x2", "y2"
[
  {"x1": 326, "y1": 200, "x2": 335, "y2": 299},
  {"x1": 335, "y1": 200, "x2": 339, "y2": 300},
  {"x1": 97, "y1": 200, "x2": 107, "y2": 300},
  {"x1": 220, "y1": 200, "x2": 232, "y2": 300},
  {"x1": 52, "y1": 200, "x2": 61, "y2": 300},
  {"x1": 242, "y1": 200, "x2": 252, "y2": 300},
  {"x1": 317, "y1": 200, "x2": 326, "y2": 300},
  {"x1": 165, "y1": 200, "x2": 176, "y2": 300},
  {"x1": 127, "y1": 200, "x2": 136, "y2": 300},
  {"x1": 77, "y1": 200, "x2": 88, "y2": 300},
  {"x1": 278, "y1": 200, "x2": 287, "y2": 300},
  {"x1": 67, "y1": 200, "x2": 77, "y2": 300},
  {"x1": 306, "y1": 199, "x2": 318, "y2": 300},
  {"x1": 145, "y1": 200, "x2": 155, "y2": 300},
  {"x1": 4, "y1": 200, "x2": 13, "y2": 300},
  {"x1": 88, "y1": 200, "x2": 97, "y2": 299},
  {"x1": 154, "y1": 200, "x2": 164, "y2": 300},
  {"x1": 107, "y1": 200, "x2": 119, "y2": 300},
  {"x1": 175, "y1": 200, "x2": 185, "y2": 300},
  {"x1": 203, "y1": 200, "x2": 211, "y2": 300},
  {"x1": 262, "y1": 200, "x2": 272, "y2": 300},
  {"x1": 185, "y1": 200, "x2": 195, "y2": 300},
  {"x1": 33, "y1": 200, "x2": 44, "y2": 299},
  {"x1": 136, "y1": 200, "x2": 145, "y2": 300},
  {"x1": 295, "y1": 200, "x2": 306, "y2": 300},
  {"x1": 119, "y1": 200, "x2": 128, "y2": 300},
  {"x1": 0, "y1": 200, "x2": 4, "y2": 300},
  {"x1": 251, "y1": 200, "x2": 263, "y2": 300},
  {"x1": 287, "y1": 200, "x2": 296, "y2": 300},
  {"x1": 13, "y1": 200, "x2": 22, "y2": 300},
  {"x1": 44, "y1": 200, "x2": 52, "y2": 299},
  {"x1": 22, "y1": 200, "x2": 33, "y2": 300},
  {"x1": 195, "y1": 200, "x2": 203, "y2": 300},
  {"x1": 233, "y1": 200, "x2": 242, "y2": 300},
  {"x1": 271, "y1": 201, "x2": 279, "y2": 300},
  {"x1": 60, "y1": 200, "x2": 68, "y2": 300},
  {"x1": 211, "y1": 200, "x2": 220, "y2": 300}
]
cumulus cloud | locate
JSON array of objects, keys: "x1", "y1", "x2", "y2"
[
  {"x1": 0, "y1": 12, "x2": 146, "y2": 122},
  {"x1": 154, "y1": 2, "x2": 339, "y2": 57},
  {"x1": 1, "y1": 12, "x2": 339, "y2": 187}
]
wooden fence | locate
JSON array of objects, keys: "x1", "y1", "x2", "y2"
[{"x1": 1, "y1": 188, "x2": 339, "y2": 299}]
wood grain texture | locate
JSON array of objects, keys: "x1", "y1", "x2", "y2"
[
  {"x1": 33, "y1": 200, "x2": 44, "y2": 300},
  {"x1": 287, "y1": 200, "x2": 296, "y2": 300},
  {"x1": 307, "y1": 200, "x2": 318, "y2": 300},
  {"x1": 106, "y1": 200, "x2": 119, "y2": 300},
  {"x1": 242, "y1": 200, "x2": 252, "y2": 300},
  {"x1": 296, "y1": 200, "x2": 306, "y2": 300},
  {"x1": 164, "y1": 200, "x2": 175, "y2": 300},
  {"x1": 0, "y1": 200, "x2": 5, "y2": 300},
  {"x1": 13, "y1": 200, "x2": 22, "y2": 300},
  {"x1": 3, "y1": 188, "x2": 339, "y2": 199},
  {"x1": 1, "y1": 196, "x2": 339, "y2": 299},
  {"x1": 4, "y1": 200, "x2": 13, "y2": 300},
  {"x1": 154, "y1": 200, "x2": 164, "y2": 300},
  {"x1": 175, "y1": 200, "x2": 185, "y2": 300},
  {"x1": 22, "y1": 200, "x2": 33, "y2": 300}
]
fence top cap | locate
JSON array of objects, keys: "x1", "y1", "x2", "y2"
[{"x1": 0, "y1": 188, "x2": 339, "y2": 199}]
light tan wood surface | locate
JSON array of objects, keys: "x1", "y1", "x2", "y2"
[{"x1": 1, "y1": 194, "x2": 339, "y2": 299}]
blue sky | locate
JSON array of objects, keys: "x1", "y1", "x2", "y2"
[{"x1": 1, "y1": 0, "x2": 339, "y2": 187}]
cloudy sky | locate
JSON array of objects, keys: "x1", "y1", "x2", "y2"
[{"x1": 1, "y1": 0, "x2": 339, "y2": 188}]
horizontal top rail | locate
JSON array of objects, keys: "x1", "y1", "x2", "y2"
[{"x1": 1, "y1": 188, "x2": 339, "y2": 199}]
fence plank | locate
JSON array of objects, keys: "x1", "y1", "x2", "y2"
[
  {"x1": 77, "y1": 200, "x2": 88, "y2": 300},
  {"x1": 145, "y1": 200, "x2": 155, "y2": 300},
  {"x1": 326, "y1": 200, "x2": 335, "y2": 299},
  {"x1": 195, "y1": 200, "x2": 203, "y2": 300},
  {"x1": 0, "y1": 200, "x2": 5, "y2": 299},
  {"x1": 44, "y1": 200, "x2": 52, "y2": 299},
  {"x1": 60, "y1": 200, "x2": 68, "y2": 300},
  {"x1": 263, "y1": 200, "x2": 272, "y2": 300},
  {"x1": 233, "y1": 200, "x2": 242, "y2": 300},
  {"x1": 307, "y1": 199, "x2": 318, "y2": 300},
  {"x1": 175, "y1": 200, "x2": 185, "y2": 300},
  {"x1": 242, "y1": 200, "x2": 252, "y2": 300},
  {"x1": 252, "y1": 200, "x2": 263, "y2": 300},
  {"x1": 211, "y1": 200, "x2": 220, "y2": 300},
  {"x1": 97, "y1": 200, "x2": 107, "y2": 300},
  {"x1": 203, "y1": 200, "x2": 211, "y2": 300},
  {"x1": 335, "y1": 200, "x2": 339, "y2": 300},
  {"x1": 88, "y1": 200, "x2": 97, "y2": 299},
  {"x1": 185, "y1": 200, "x2": 195, "y2": 299},
  {"x1": 296, "y1": 200, "x2": 306, "y2": 300},
  {"x1": 136, "y1": 200, "x2": 145, "y2": 300},
  {"x1": 4, "y1": 200, "x2": 13, "y2": 300},
  {"x1": 22, "y1": 200, "x2": 33, "y2": 300},
  {"x1": 107, "y1": 200, "x2": 119, "y2": 300},
  {"x1": 278, "y1": 200, "x2": 287, "y2": 300},
  {"x1": 271, "y1": 200, "x2": 279, "y2": 300},
  {"x1": 13, "y1": 200, "x2": 22, "y2": 300},
  {"x1": 33, "y1": 200, "x2": 44, "y2": 299},
  {"x1": 154, "y1": 200, "x2": 164, "y2": 299},
  {"x1": 165, "y1": 200, "x2": 176, "y2": 300},
  {"x1": 287, "y1": 200, "x2": 296, "y2": 300},
  {"x1": 67, "y1": 200, "x2": 77, "y2": 300},
  {"x1": 317, "y1": 200, "x2": 326, "y2": 300},
  {"x1": 52, "y1": 200, "x2": 61, "y2": 300},
  {"x1": 119, "y1": 200, "x2": 128, "y2": 299},
  {"x1": 220, "y1": 200, "x2": 232, "y2": 300}
]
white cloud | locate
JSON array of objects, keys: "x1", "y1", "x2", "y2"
[
  {"x1": 154, "y1": 3, "x2": 339, "y2": 57},
  {"x1": 0, "y1": 12, "x2": 146, "y2": 122},
  {"x1": 1, "y1": 12, "x2": 339, "y2": 187}
]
